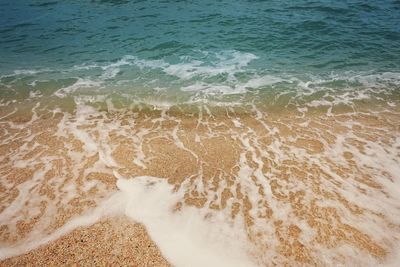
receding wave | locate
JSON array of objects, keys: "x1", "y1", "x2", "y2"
[{"x1": 1, "y1": 49, "x2": 400, "y2": 266}]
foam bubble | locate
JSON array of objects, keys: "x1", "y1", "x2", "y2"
[
  {"x1": 54, "y1": 79, "x2": 103, "y2": 98},
  {"x1": 117, "y1": 175, "x2": 257, "y2": 267}
]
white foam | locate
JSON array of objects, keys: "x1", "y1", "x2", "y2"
[
  {"x1": 232, "y1": 118, "x2": 242, "y2": 128},
  {"x1": 162, "y1": 51, "x2": 257, "y2": 80},
  {"x1": 12, "y1": 69, "x2": 50, "y2": 76},
  {"x1": 242, "y1": 75, "x2": 285, "y2": 88},
  {"x1": 0, "y1": 175, "x2": 257, "y2": 267},
  {"x1": 181, "y1": 82, "x2": 244, "y2": 95},
  {"x1": 117, "y1": 176, "x2": 257, "y2": 267},
  {"x1": 54, "y1": 79, "x2": 102, "y2": 98},
  {"x1": 0, "y1": 191, "x2": 122, "y2": 260},
  {"x1": 29, "y1": 90, "x2": 41, "y2": 98}
]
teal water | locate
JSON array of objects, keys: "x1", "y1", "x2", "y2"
[{"x1": 1, "y1": 0, "x2": 400, "y2": 105}]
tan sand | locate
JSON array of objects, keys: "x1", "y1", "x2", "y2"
[
  {"x1": 0, "y1": 101, "x2": 399, "y2": 266},
  {"x1": 0, "y1": 216, "x2": 170, "y2": 267}
]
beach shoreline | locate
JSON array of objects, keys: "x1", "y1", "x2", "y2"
[{"x1": 0, "y1": 99, "x2": 399, "y2": 266}]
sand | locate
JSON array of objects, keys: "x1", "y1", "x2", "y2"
[
  {"x1": 0, "y1": 100, "x2": 399, "y2": 266},
  {"x1": 0, "y1": 217, "x2": 170, "y2": 267}
]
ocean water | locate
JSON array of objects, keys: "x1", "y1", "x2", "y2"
[
  {"x1": 1, "y1": 0, "x2": 400, "y2": 104},
  {"x1": 1, "y1": 1, "x2": 400, "y2": 267}
]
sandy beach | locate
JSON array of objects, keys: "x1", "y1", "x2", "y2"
[
  {"x1": 0, "y1": 99, "x2": 399, "y2": 266},
  {"x1": 1, "y1": 217, "x2": 169, "y2": 266}
]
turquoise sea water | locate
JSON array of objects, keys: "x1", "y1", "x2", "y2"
[{"x1": 1, "y1": 0, "x2": 400, "y2": 105}]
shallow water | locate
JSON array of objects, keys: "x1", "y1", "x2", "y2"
[
  {"x1": 1, "y1": 0, "x2": 400, "y2": 100},
  {"x1": 0, "y1": 0, "x2": 400, "y2": 266}
]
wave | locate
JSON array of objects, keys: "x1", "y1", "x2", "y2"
[{"x1": 1, "y1": 51, "x2": 399, "y2": 105}]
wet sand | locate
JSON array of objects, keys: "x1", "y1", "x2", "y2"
[
  {"x1": 0, "y1": 100, "x2": 400, "y2": 266},
  {"x1": 0, "y1": 216, "x2": 169, "y2": 266}
]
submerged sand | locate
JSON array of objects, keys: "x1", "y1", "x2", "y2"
[{"x1": 0, "y1": 99, "x2": 400, "y2": 266}]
